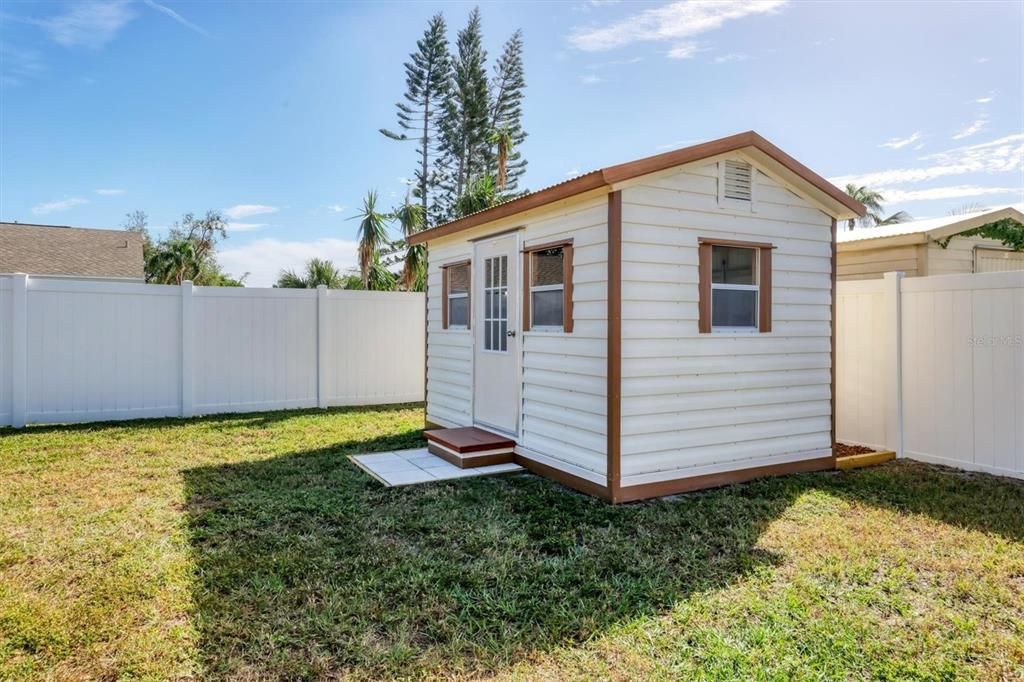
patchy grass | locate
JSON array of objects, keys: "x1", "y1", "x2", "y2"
[{"x1": 1, "y1": 405, "x2": 1022, "y2": 680}]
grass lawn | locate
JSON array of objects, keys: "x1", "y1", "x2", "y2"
[{"x1": 1, "y1": 404, "x2": 1022, "y2": 680}]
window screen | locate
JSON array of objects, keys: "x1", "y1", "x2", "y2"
[
  {"x1": 710, "y1": 245, "x2": 758, "y2": 329},
  {"x1": 530, "y1": 247, "x2": 564, "y2": 329},
  {"x1": 446, "y1": 263, "x2": 469, "y2": 328}
]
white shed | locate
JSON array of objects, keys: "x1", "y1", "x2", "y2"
[
  {"x1": 409, "y1": 131, "x2": 865, "y2": 502},
  {"x1": 837, "y1": 205, "x2": 1024, "y2": 281}
]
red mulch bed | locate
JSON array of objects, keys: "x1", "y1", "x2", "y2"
[{"x1": 835, "y1": 442, "x2": 877, "y2": 457}]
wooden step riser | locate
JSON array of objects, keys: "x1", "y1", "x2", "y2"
[
  {"x1": 427, "y1": 442, "x2": 515, "y2": 469},
  {"x1": 836, "y1": 451, "x2": 896, "y2": 470}
]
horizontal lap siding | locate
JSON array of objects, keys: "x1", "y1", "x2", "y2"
[
  {"x1": 426, "y1": 239, "x2": 474, "y2": 427},
  {"x1": 927, "y1": 236, "x2": 1016, "y2": 276},
  {"x1": 619, "y1": 161, "x2": 833, "y2": 483},
  {"x1": 519, "y1": 200, "x2": 609, "y2": 476},
  {"x1": 425, "y1": 198, "x2": 609, "y2": 477}
]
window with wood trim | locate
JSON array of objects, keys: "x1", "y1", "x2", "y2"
[
  {"x1": 698, "y1": 238, "x2": 772, "y2": 333},
  {"x1": 441, "y1": 261, "x2": 470, "y2": 329},
  {"x1": 523, "y1": 241, "x2": 573, "y2": 333}
]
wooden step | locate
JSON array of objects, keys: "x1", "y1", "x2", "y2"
[
  {"x1": 836, "y1": 450, "x2": 896, "y2": 470},
  {"x1": 424, "y1": 427, "x2": 516, "y2": 469}
]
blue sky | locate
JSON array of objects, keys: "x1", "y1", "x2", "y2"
[{"x1": 1, "y1": 0, "x2": 1021, "y2": 285}]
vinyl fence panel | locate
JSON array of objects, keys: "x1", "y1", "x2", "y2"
[
  {"x1": 837, "y1": 270, "x2": 1023, "y2": 480},
  {"x1": 0, "y1": 278, "x2": 12, "y2": 425},
  {"x1": 0, "y1": 276, "x2": 425, "y2": 427}
]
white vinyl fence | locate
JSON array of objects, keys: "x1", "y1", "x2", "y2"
[
  {"x1": 837, "y1": 270, "x2": 1024, "y2": 479},
  {"x1": 0, "y1": 274, "x2": 424, "y2": 427}
]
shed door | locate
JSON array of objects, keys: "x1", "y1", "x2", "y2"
[{"x1": 472, "y1": 233, "x2": 520, "y2": 435}]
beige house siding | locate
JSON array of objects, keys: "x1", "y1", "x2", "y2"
[
  {"x1": 425, "y1": 194, "x2": 609, "y2": 482},
  {"x1": 0, "y1": 223, "x2": 144, "y2": 280},
  {"x1": 838, "y1": 234, "x2": 1022, "y2": 280},
  {"x1": 617, "y1": 157, "x2": 833, "y2": 487}
]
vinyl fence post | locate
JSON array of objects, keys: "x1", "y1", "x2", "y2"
[
  {"x1": 181, "y1": 280, "x2": 194, "y2": 419},
  {"x1": 11, "y1": 273, "x2": 28, "y2": 428},
  {"x1": 883, "y1": 271, "x2": 904, "y2": 458},
  {"x1": 317, "y1": 285, "x2": 328, "y2": 409}
]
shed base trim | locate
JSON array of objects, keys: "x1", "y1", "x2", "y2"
[{"x1": 613, "y1": 456, "x2": 836, "y2": 503}]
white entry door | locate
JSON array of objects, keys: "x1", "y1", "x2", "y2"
[{"x1": 472, "y1": 233, "x2": 520, "y2": 435}]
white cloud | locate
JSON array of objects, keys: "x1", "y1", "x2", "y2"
[
  {"x1": 226, "y1": 222, "x2": 268, "y2": 233},
  {"x1": 713, "y1": 52, "x2": 749, "y2": 63},
  {"x1": 94, "y1": 188, "x2": 125, "y2": 196},
  {"x1": 141, "y1": 0, "x2": 208, "y2": 36},
  {"x1": 587, "y1": 56, "x2": 644, "y2": 68},
  {"x1": 976, "y1": 56, "x2": 990, "y2": 63},
  {"x1": 952, "y1": 117, "x2": 987, "y2": 140},
  {"x1": 217, "y1": 237, "x2": 359, "y2": 287},
  {"x1": 566, "y1": 168, "x2": 582, "y2": 177},
  {"x1": 976, "y1": 96, "x2": 993, "y2": 104},
  {"x1": 32, "y1": 197, "x2": 88, "y2": 215},
  {"x1": 35, "y1": 1, "x2": 137, "y2": 49},
  {"x1": 326, "y1": 204, "x2": 347, "y2": 213},
  {"x1": 0, "y1": 45, "x2": 45, "y2": 87},
  {"x1": 879, "y1": 131, "x2": 921, "y2": 150},
  {"x1": 656, "y1": 138, "x2": 700, "y2": 151},
  {"x1": 581, "y1": 74, "x2": 604, "y2": 84},
  {"x1": 877, "y1": 185, "x2": 1022, "y2": 203},
  {"x1": 568, "y1": 0, "x2": 788, "y2": 53},
  {"x1": 224, "y1": 204, "x2": 279, "y2": 220},
  {"x1": 830, "y1": 134, "x2": 1024, "y2": 187},
  {"x1": 667, "y1": 42, "x2": 700, "y2": 59}
]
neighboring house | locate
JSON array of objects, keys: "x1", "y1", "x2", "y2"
[
  {"x1": 0, "y1": 222, "x2": 144, "y2": 281},
  {"x1": 409, "y1": 131, "x2": 865, "y2": 503},
  {"x1": 837, "y1": 206, "x2": 1024, "y2": 281}
]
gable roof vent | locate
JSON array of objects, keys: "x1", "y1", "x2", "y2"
[{"x1": 722, "y1": 160, "x2": 753, "y2": 202}]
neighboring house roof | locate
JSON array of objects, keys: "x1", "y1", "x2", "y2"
[
  {"x1": 838, "y1": 205, "x2": 1024, "y2": 250},
  {"x1": 409, "y1": 131, "x2": 866, "y2": 245},
  {"x1": 0, "y1": 222, "x2": 145, "y2": 279}
]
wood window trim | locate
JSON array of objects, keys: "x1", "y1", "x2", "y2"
[
  {"x1": 698, "y1": 237, "x2": 773, "y2": 333},
  {"x1": 522, "y1": 239, "x2": 574, "y2": 333},
  {"x1": 440, "y1": 260, "x2": 471, "y2": 330}
]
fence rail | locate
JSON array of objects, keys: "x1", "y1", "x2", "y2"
[
  {"x1": 837, "y1": 270, "x2": 1023, "y2": 479},
  {"x1": 0, "y1": 275, "x2": 425, "y2": 427}
]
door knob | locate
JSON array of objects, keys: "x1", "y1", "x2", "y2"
[{"x1": 506, "y1": 330, "x2": 516, "y2": 337}]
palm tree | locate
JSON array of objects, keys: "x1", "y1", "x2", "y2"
[
  {"x1": 488, "y1": 127, "x2": 514, "y2": 191},
  {"x1": 454, "y1": 175, "x2": 497, "y2": 218},
  {"x1": 393, "y1": 199, "x2": 426, "y2": 291},
  {"x1": 276, "y1": 258, "x2": 344, "y2": 288},
  {"x1": 874, "y1": 210, "x2": 913, "y2": 226},
  {"x1": 146, "y1": 239, "x2": 197, "y2": 284},
  {"x1": 352, "y1": 190, "x2": 390, "y2": 288},
  {"x1": 844, "y1": 184, "x2": 884, "y2": 231},
  {"x1": 366, "y1": 255, "x2": 398, "y2": 291},
  {"x1": 844, "y1": 184, "x2": 912, "y2": 229}
]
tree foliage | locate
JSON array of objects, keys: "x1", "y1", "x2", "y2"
[
  {"x1": 936, "y1": 218, "x2": 1024, "y2": 251},
  {"x1": 131, "y1": 210, "x2": 244, "y2": 286},
  {"x1": 844, "y1": 184, "x2": 912, "y2": 230},
  {"x1": 352, "y1": 191, "x2": 391, "y2": 289},
  {"x1": 380, "y1": 13, "x2": 451, "y2": 220},
  {"x1": 276, "y1": 258, "x2": 345, "y2": 288},
  {"x1": 487, "y1": 29, "x2": 526, "y2": 191},
  {"x1": 385, "y1": 8, "x2": 527, "y2": 226}
]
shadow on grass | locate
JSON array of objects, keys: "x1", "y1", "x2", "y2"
[
  {"x1": 0, "y1": 403, "x2": 424, "y2": 438},
  {"x1": 182, "y1": 443, "x2": 1024, "y2": 679}
]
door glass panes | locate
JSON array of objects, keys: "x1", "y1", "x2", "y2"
[{"x1": 483, "y1": 255, "x2": 508, "y2": 352}]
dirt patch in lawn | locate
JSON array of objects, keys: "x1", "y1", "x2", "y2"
[{"x1": 835, "y1": 442, "x2": 878, "y2": 457}]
